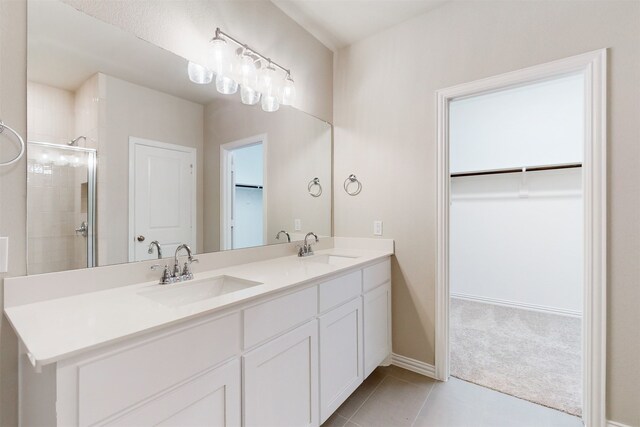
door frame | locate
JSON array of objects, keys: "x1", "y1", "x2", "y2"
[
  {"x1": 128, "y1": 136, "x2": 197, "y2": 262},
  {"x1": 219, "y1": 134, "x2": 268, "y2": 250},
  {"x1": 435, "y1": 49, "x2": 607, "y2": 427}
]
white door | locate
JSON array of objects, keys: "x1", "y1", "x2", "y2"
[
  {"x1": 319, "y1": 297, "x2": 364, "y2": 423},
  {"x1": 105, "y1": 358, "x2": 241, "y2": 427},
  {"x1": 363, "y1": 281, "x2": 392, "y2": 378},
  {"x1": 129, "y1": 137, "x2": 196, "y2": 261},
  {"x1": 243, "y1": 321, "x2": 319, "y2": 427}
]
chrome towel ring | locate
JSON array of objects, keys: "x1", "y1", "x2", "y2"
[
  {"x1": 308, "y1": 177, "x2": 322, "y2": 197},
  {"x1": 343, "y1": 174, "x2": 362, "y2": 196},
  {"x1": 0, "y1": 120, "x2": 25, "y2": 166}
]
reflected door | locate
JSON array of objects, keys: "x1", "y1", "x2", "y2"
[
  {"x1": 129, "y1": 137, "x2": 196, "y2": 261},
  {"x1": 27, "y1": 142, "x2": 96, "y2": 274}
]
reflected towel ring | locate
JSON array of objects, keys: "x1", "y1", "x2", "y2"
[
  {"x1": 0, "y1": 120, "x2": 25, "y2": 166},
  {"x1": 308, "y1": 177, "x2": 322, "y2": 197},
  {"x1": 343, "y1": 174, "x2": 362, "y2": 196}
]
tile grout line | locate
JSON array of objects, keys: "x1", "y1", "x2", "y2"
[
  {"x1": 344, "y1": 372, "x2": 391, "y2": 426},
  {"x1": 410, "y1": 381, "x2": 437, "y2": 427}
]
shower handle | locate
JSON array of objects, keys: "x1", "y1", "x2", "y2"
[{"x1": 75, "y1": 221, "x2": 88, "y2": 238}]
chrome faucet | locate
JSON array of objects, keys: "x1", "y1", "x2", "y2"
[
  {"x1": 276, "y1": 230, "x2": 291, "y2": 243},
  {"x1": 150, "y1": 243, "x2": 198, "y2": 285},
  {"x1": 174, "y1": 244, "x2": 198, "y2": 280},
  {"x1": 298, "y1": 232, "x2": 318, "y2": 257},
  {"x1": 147, "y1": 240, "x2": 162, "y2": 259}
]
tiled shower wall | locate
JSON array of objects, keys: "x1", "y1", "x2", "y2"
[{"x1": 26, "y1": 81, "x2": 92, "y2": 274}]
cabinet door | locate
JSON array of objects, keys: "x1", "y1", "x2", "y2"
[
  {"x1": 364, "y1": 281, "x2": 392, "y2": 378},
  {"x1": 319, "y1": 297, "x2": 364, "y2": 423},
  {"x1": 243, "y1": 321, "x2": 319, "y2": 427},
  {"x1": 105, "y1": 358, "x2": 241, "y2": 427}
]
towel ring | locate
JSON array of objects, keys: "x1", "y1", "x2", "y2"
[
  {"x1": 0, "y1": 120, "x2": 25, "y2": 167},
  {"x1": 343, "y1": 174, "x2": 362, "y2": 196},
  {"x1": 308, "y1": 177, "x2": 322, "y2": 197}
]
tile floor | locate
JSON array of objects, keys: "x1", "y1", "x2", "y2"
[{"x1": 322, "y1": 366, "x2": 583, "y2": 427}]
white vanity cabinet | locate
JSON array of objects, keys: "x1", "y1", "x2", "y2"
[
  {"x1": 363, "y1": 260, "x2": 393, "y2": 378},
  {"x1": 18, "y1": 256, "x2": 392, "y2": 427},
  {"x1": 317, "y1": 270, "x2": 364, "y2": 423},
  {"x1": 244, "y1": 321, "x2": 319, "y2": 427}
]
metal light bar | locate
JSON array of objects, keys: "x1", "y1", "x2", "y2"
[{"x1": 214, "y1": 28, "x2": 291, "y2": 76}]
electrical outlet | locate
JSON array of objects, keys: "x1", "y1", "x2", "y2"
[
  {"x1": 294, "y1": 219, "x2": 302, "y2": 231},
  {"x1": 373, "y1": 221, "x2": 383, "y2": 236},
  {"x1": 0, "y1": 237, "x2": 8, "y2": 273}
]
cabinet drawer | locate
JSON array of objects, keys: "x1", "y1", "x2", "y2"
[
  {"x1": 319, "y1": 270, "x2": 362, "y2": 313},
  {"x1": 77, "y1": 312, "x2": 241, "y2": 427},
  {"x1": 243, "y1": 286, "x2": 317, "y2": 349},
  {"x1": 363, "y1": 259, "x2": 391, "y2": 292}
]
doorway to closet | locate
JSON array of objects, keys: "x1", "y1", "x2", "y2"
[
  {"x1": 435, "y1": 50, "x2": 607, "y2": 427},
  {"x1": 449, "y1": 73, "x2": 584, "y2": 416},
  {"x1": 220, "y1": 136, "x2": 266, "y2": 250}
]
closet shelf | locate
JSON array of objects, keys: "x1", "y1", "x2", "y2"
[{"x1": 450, "y1": 162, "x2": 582, "y2": 178}]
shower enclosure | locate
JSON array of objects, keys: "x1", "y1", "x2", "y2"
[{"x1": 27, "y1": 141, "x2": 96, "y2": 274}]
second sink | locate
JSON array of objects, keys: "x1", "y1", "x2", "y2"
[{"x1": 302, "y1": 254, "x2": 359, "y2": 267}]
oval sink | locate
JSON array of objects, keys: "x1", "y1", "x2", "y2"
[
  {"x1": 302, "y1": 254, "x2": 359, "y2": 266},
  {"x1": 140, "y1": 275, "x2": 262, "y2": 308}
]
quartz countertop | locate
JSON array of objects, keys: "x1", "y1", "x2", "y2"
[{"x1": 4, "y1": 247, "x2": 392, "y2": 370}]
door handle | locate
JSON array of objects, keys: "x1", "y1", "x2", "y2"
[{"x1": 136, "y1": 235, "x2": 145, "y2": 242}]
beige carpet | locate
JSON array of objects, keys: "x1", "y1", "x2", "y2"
[{"x1": 450, "y1": 297, "x2": 582, "y2": 416}]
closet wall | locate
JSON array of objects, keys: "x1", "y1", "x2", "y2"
[{"x1": 450, "y1": 73, "x2": 584, "y2": 316}]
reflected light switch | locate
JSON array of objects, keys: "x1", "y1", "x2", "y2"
[
  {"x1": 0, "y1": 237, "x2": 8, "y2": 273},
  {"x1": 294, "y1": 219, "x2": 302, "y2": 231}
]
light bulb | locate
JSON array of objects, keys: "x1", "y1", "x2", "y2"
[
  {"x1": 241, "y1": 85, "x2": 261, "y2": 105},
  {"x1": 187, "y1": 61, "x2": 213, "y2": 84},
  {"x1": 281, "y1": 73, "x2": 296, "y2": 106},
  {"x1": 259, "y1": 63, "x2": 280, "y2": 112},
  {"x1": 206, "y1": 37, "x2": 231, "y2": 76},
  {"x1": 237, "y1": 52, "x2": 258, "y2": 90},
  {"x1": 216, "y1": 74, "x2": 238, "y2": 95}
]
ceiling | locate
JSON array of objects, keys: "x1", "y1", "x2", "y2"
[{"x1": 271, "y1": 0, "x2": 447, "y2": 51}]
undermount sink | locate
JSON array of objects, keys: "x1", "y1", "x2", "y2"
[
  {"x1": 140, "y1": 275, "x2": 262, "y2": 308},
  {"x1": 302, "y1": 254, "x2": 359, "y2": 266}
]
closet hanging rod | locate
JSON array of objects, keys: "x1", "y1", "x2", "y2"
[{"x1": 450, "y1": 162, "x2": 582, "y2": 178}]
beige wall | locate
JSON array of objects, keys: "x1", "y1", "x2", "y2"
[
  {"x1": 0, "y1": 1, "x2": 26, "y2": 425},
  {"x1": 61, "y1": 0, "x2": 333, "y2": 123},
  {"x1": 100, "y1": 74, "x2": 204, "y2": 265},
  {"x1": 204, "y1": 98, "x2": 332, "y2": 252},
  {"x1": 334, "y1": 1, "x2": 640, "y2": 425}
]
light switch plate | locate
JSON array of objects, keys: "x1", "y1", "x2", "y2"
[
  {"x1": 0, "y1": 237, "x2": 8, "y2": 273},
  {"x1": 373, "y1": 221, "x2": 383, "y2": 236},
  {"x1": 294, "y1": 219, "x2": 302, "y2": 231}
]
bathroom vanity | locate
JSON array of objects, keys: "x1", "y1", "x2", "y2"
[{"x1": 4, "y1": 241, "x2": 393, "y2": 426}]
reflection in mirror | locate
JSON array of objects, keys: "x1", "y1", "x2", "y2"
[{"x1": 26, "y1": 1, "x2": 332, "y2": 274}]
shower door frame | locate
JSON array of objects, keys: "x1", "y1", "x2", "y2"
[
  {"x1": 27, "y1": 141, "x2": 97, "y2": 269},
  {"x1": 435, "y1": 49, "x2": 607, "y2": 427}
]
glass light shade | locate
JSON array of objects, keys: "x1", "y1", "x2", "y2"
[
  {"x1": 187, "y1": 61, "x2": 213, "y2": 84},
  {"x1": 216, "y1": 73, "x2": 238, "y2": 95},
  {"x1": 261, "y1": 94, "x2": 280, "y2": 112},
  {"x1": 237, "y1": 53, "x2": 258, "y2": 90},
  {"x1": 206, "y1": 38, "x2": 233, "y2": 76},
  {"x1": 241, "y1": 85, "x2": 261, "y2": 105},
  {"x1": 258, "y1": 64, "x2": 277, "y2": 95},
  {"x1": 280, "y1": 74, "x2": 296, "y2": 106}
]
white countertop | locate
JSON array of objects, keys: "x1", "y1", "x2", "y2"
[{"x1": 4, "y1": 247, "x2": 392, "y2": 370}]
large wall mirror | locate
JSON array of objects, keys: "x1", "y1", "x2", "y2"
[{"x1": 26, "y1": 1, "x2": 332, "y2": 275}]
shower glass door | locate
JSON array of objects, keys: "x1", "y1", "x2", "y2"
[{"x1": 27, "y1": 141, "x2": 96, "y2": 274}]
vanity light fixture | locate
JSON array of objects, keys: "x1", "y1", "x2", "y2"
[{"x1": 187, "y1": 27, "x2": 296, "y2": 112}]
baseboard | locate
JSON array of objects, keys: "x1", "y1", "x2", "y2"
[
  {"x1": 607, "y1": 421, "x2": 634, "y2": 427},
  {"x1": 451, "y1": 292, "x2": 582, "y2": 317},
  {"x1": 391, "y1": 353, "x2": 437, "y2": 380}
]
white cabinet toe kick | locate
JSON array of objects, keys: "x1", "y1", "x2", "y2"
[{"x1": 19, "y1": 257, "x2": 392, "y2": 427}]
